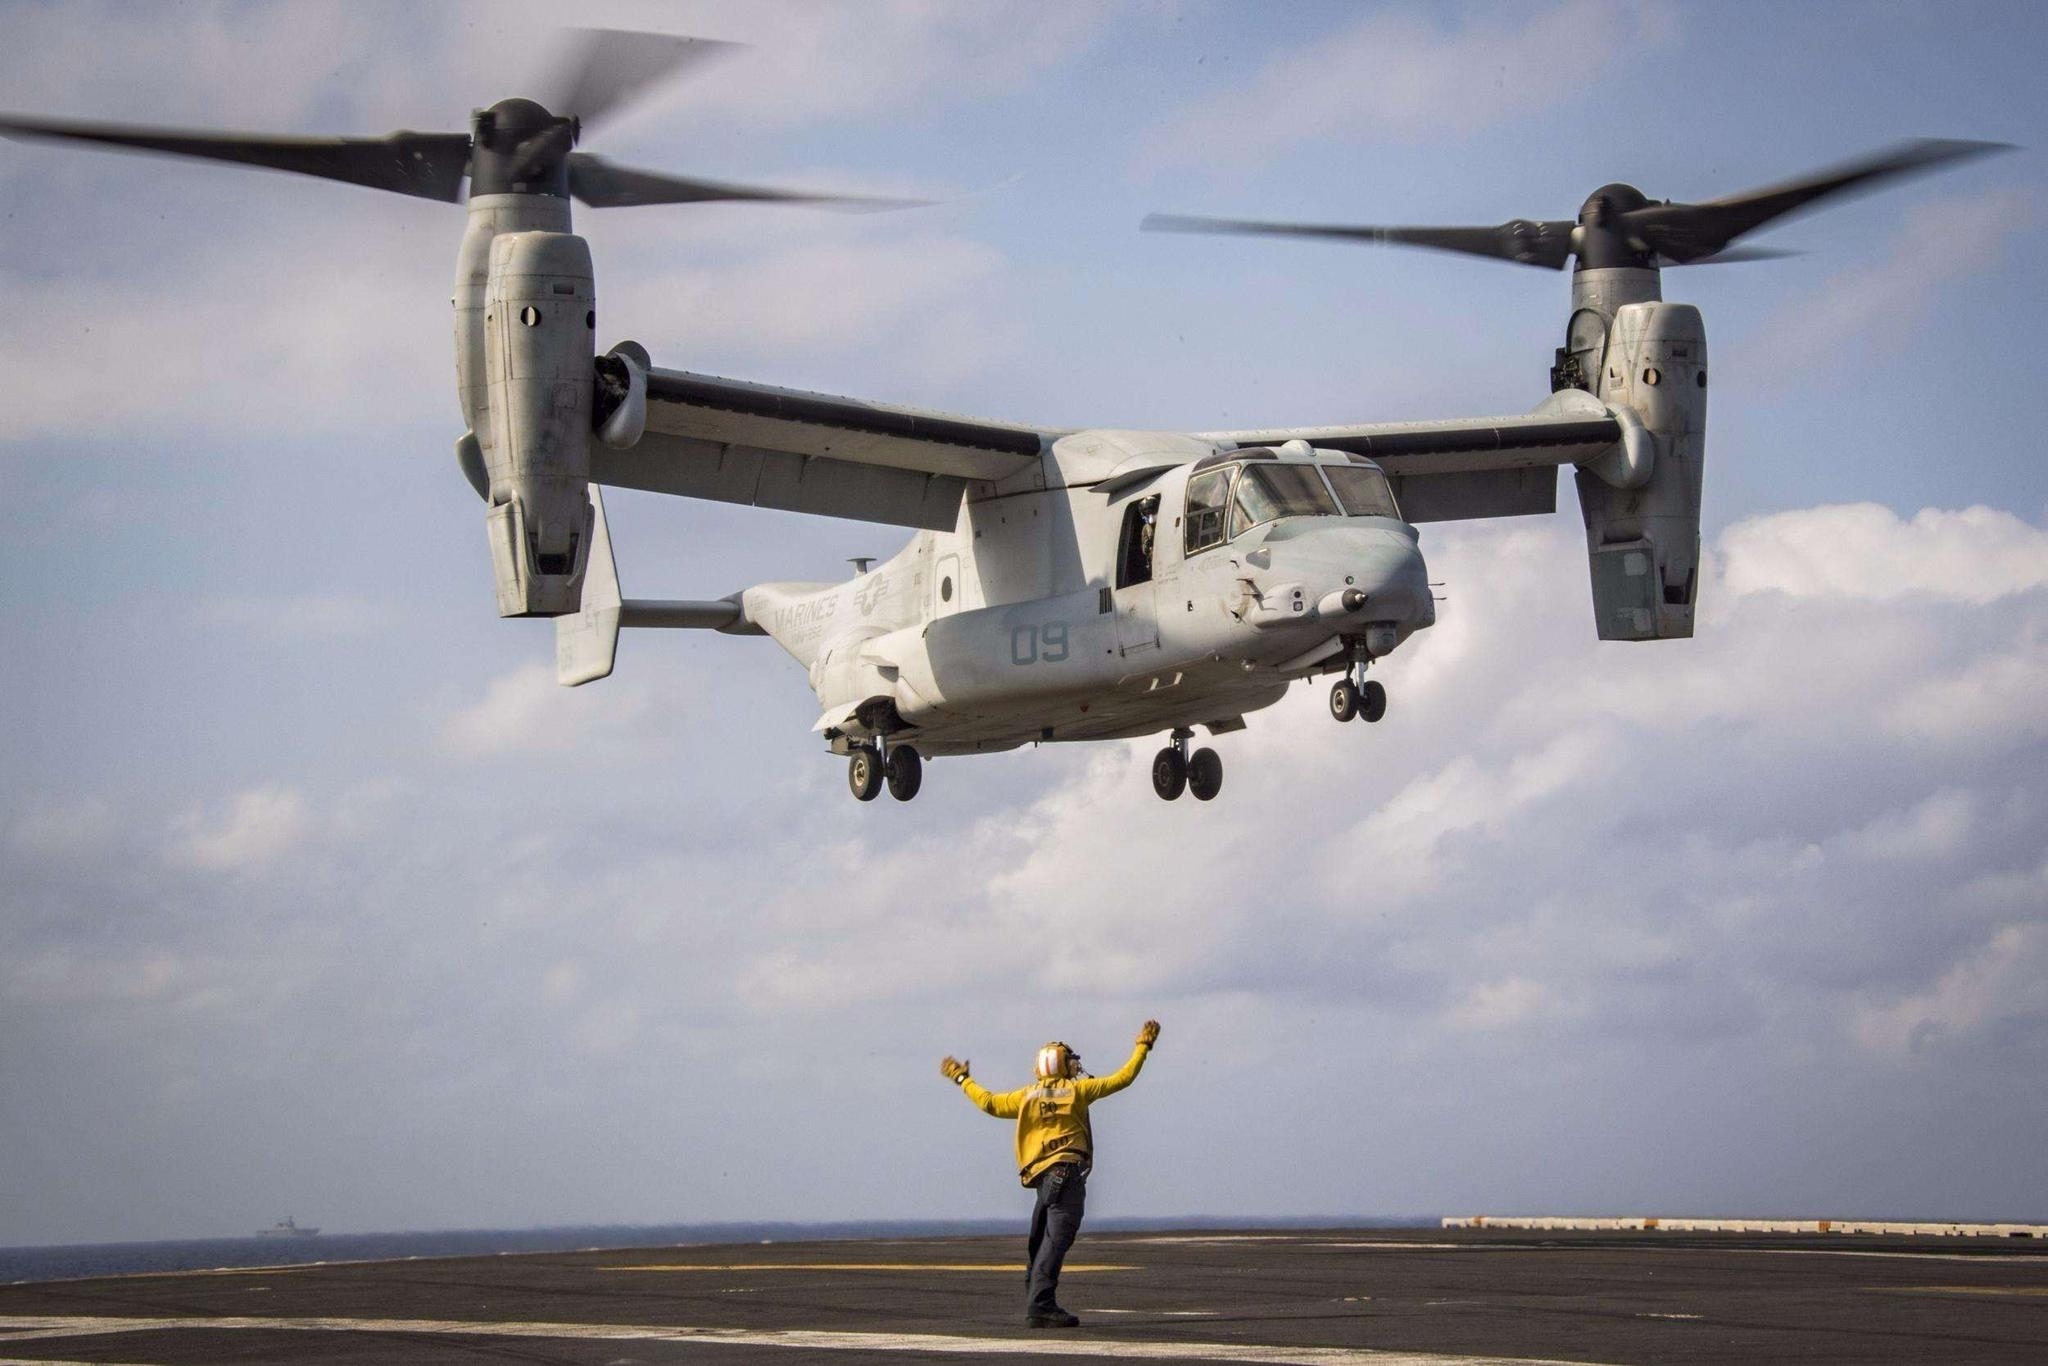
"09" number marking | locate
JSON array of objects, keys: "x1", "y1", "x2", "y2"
[{"x1": 1010, "y1": 622, "x2": 1071, "y2": 665}]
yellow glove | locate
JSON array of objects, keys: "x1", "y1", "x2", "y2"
[
  {"x1": 940, "y1": 1055, "x2": 970, "y2": 1085},
  {"x1": 1137, "y1": 1020, "x2": 1160, "y2": 1048}
]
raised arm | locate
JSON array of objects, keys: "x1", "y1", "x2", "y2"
[
  {"x1": 941, "y1": 1055, "x2": 1023, "y2": 1118},
  {"x1": 1076, "y1": 1020, "x2": 1159, "y2": 1103}
]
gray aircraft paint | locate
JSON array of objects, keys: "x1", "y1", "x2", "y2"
[{"x1": 0, "y1": 85, "x2": 1998, "y2": 799}]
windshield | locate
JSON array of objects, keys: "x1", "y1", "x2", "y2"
[
  {"x1": 1324, "y1": 465, "x2": 1401, "y2": 519},
  {"x1": 1228, "y1": 463, "x2": 1339, "y2": 538}
]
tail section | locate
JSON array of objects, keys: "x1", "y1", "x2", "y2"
[{"x1": 555, "y1": 486, "x2": 757, "y2": 687}]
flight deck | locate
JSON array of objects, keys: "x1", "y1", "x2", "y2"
[{"x1": 2, "y1": 1225, "x2": 2045, "y2": 1364}]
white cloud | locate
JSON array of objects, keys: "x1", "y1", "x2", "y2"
[
  {"x1": 1722, "y1": 504, "x2": 2048, "y2": 604},
  {"x1": 1450, "y1": 976, "x2": 1564, "y2": 1032},
  {"x1": 1854, "y1": 918, "x2": 2048, "y2": 1055},
  {"x1": 1835, "y1": 789, "x2": 1977, "y2": 863},
  {"x1": 705, "y1": 503, "x2": 2048, "y2": 1053},
  {"x1": 0, "y1": 223, "x2": 451, "y2": 442},
  {"x1": 437, "y1": 661, "x2": 651, "y2": 759},
  {"x1": 167, "y1": 786, "x2": 311, "y2": 872},
  {"x1": 629, "y1": 233, "x2": 1016, "y2": 382},
  {"x1": 1740, "y1": 187, "x2": 2037, "y2": 382},
  {"x1": 1142, "y1": 0, "x2": 1677, "y2": 166},
  {"x1": 543, "y1": 0, "x2": 1109, "y2": 131}
]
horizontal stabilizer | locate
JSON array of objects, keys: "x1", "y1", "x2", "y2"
[
  {"x1": 556, "y1": 487, "x2": 761, "y2": 687},
  {"x1": 556, "y1": 487, "x2": 626, "y2": 686}
]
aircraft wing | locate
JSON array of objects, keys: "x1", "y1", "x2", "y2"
[
  {"x1": 590, "y1": 367, "x2": 1058, "y2": 531},
  {"x1": 1201, "y1": 394, "x2": 1623, "y2": 523}
]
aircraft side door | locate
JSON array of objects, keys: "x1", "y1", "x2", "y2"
[{"x1": 1111, "y1": 495, "x2": 1160, "y2": 655}]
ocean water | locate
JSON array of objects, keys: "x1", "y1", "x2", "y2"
[{"x1": 1, "y1": 1216, "x2": 1407, "y2": 1285}]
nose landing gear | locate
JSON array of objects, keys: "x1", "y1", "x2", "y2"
[
  {"x1": 1330, "y1": 653, "x2": 1387, "y2": 725},
  {"x1": 1152, "y1": 727, "x2": 1223, "y2": 802}
]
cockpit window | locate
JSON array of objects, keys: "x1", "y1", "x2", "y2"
[
  {"x1": 1228, "y1": 463, "x2": 1339, "y2": 538},
  {"x1": 1184, "y1": 466, "x2": 1234, "y2": 555},
  {"x1": 1324, "y1": 465, "x2": 1401, "y2": 519}
]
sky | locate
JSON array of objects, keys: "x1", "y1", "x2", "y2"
[{"x1": 0, "y1": 0, "x2": 2044, "y2": 1247}]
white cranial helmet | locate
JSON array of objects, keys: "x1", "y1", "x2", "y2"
[{"x1": 1035, "y1": 1042, "x2": 1079, "y2": 1080}]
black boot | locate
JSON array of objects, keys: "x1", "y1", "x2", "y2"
[{"x1": 1026, "y1": 1306, "x2": 1080, "y2": 1329}]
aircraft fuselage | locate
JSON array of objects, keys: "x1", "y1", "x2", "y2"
[{"x1": 745, "y1": 430, "x2": 1434, "y2": 757}]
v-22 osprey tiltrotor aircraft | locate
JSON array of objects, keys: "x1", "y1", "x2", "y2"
[{"x1": 1, "y1": 32, "x2": 2005, "y2": 803}]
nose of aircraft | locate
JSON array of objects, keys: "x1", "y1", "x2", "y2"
[{"x1": 1275, "y1": 523, "x2": 1433, "y2": 631}]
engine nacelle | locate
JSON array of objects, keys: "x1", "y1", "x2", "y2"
[
  {"x1": 482, "y1": 230, "x2": 596, "y2": 617},
  {"x1": 1577, "y1": 299, "x2": 1706, "y2": 640}
]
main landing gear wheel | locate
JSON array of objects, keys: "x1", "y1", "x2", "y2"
[
  {"x1": 1329, "y1": 679, "x2": 1360, "y2": 722},
  {"x1": 885, "y1": 745, "x2": 923, "y2": 802},
  {"x1": 1187, "y1": 747, "x2": 1223, "y2": 801},
  {"x1": 1151, "y1": 746, "x2": 1187, "y2": 801},
  {"x1": 847, "y1": 746, "x2": 882, "y2": 801},
  {"x1": 1360, "y1": 679, "x2": 1387, "y2": 723}
]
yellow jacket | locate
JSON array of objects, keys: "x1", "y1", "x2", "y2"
[{"x1": 960, "y1": 1042, "x2": 1151, "y2": 1185}]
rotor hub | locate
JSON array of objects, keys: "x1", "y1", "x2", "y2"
[
  {"x1": 1579, "y1": 182, "x2": 1650, "y2": 227},
  {"x1": 469, "y1": 98, "x2": 575, "y2": 200}
]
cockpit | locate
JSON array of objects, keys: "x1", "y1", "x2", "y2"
[{"x1": 1183, "y1": 450, "x2": 1402, "y2": 556}]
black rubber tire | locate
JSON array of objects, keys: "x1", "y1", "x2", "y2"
[
  {"x1": 1360, "y1": 679, "x2": 1387, "y2": 723},
  {"x1": 1151, "y1": 746, "x2": 1187, "y2": 801},
  {"x1": 1329, "y1": 678, "x2": 1359, "y2": 723},
  {"x1": 885, "y1": 746, "x2": 923, "y2": 802},
  {"x1": 1188, "y1": 747, "x2": 1223, "y2": 801},
  {"x1": 848, "y1": 747, "x2": 883, "y2": 801}
]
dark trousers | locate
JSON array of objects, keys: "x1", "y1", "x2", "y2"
[{"x1": 1025, "y1": 1162, "x2": 1087, "y2": 1314}]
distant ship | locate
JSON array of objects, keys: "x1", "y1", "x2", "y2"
[{"x1": 256, "y1": 1216, "x2": 320, "y2": 1238}]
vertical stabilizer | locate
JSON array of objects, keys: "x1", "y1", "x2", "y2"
[{"x1": 556, "y1": 487, "x2": 621, "y2": 686}]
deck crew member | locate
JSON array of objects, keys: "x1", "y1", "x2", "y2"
[{"x1": 940, "y1": 1021, "x2": 1160, "y2": 1328}]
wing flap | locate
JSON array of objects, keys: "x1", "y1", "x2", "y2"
[
  {"x1": 592, "y1": 433, "x2": 971, "y2": 530},
  {"x1": 1389, "y1": 466, "x2": 1558, "y2": 523},
  {"x1": 643, "y1": 368, "x2": 1050, "y2": 479},
  {"x1": 597, "y1": 366, "x2": 1057, "y2": 529}
]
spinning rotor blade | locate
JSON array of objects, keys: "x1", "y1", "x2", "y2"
[
  {"x1": 1625, "y1": 138, "x2": 2012, "y2": 264},
  {"x1": 568, "y1": 152, "x2": 924, "y2": 210},
  {"x1": 0, "y1": 114, "x2": 472, "y2": 201},
  {"x1": 1142, "y1": 212, "x2": 1576, "y2": 269},
  {"x1": 1658, "y1": 244, "x2": 1801, "y2": 267},
  {"x1": 540, "y1": 28, "x2": 739, "y2": 135},
  {"x1": 1146, "y1": 140, "x2": 2011, "y2": 272}
]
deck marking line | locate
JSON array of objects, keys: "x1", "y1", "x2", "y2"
[
  {"x1": 606, "y1": 1263, "x2": 1137, "y2": 1273},
  {"x1": 1881, "y1": 1285, "x2": 2048, "y2": 1297},
  {"x1": 0, "y1": 1314, "x2": 1617, "y2": 1365},
  {"x1": 1750, "y1": 1249, "x2": 2048, "y2": 1264}
]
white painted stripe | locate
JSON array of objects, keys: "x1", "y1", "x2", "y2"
[
  {"x1": 1444, "y1": 1216, "x2": 2048, "y2": 1238},
  {"x1": 1400, "y1": 1237, "x2": 2048, "y2": 1265},
  {"x1": 1749, "y1": 1248, "x2": 2048, "y2": 1264},
  {"x1": 0, "y1": 1314, "x2": 1612, "y2": 1365}
]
